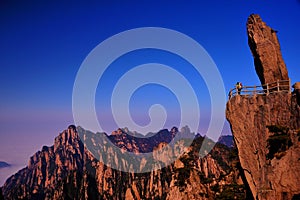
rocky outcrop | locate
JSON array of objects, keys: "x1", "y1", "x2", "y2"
[
  {"x1": 227, "y1": 14, "x2": 300, "y2": 200},
  {"x1": 1, "y1": 126, "x2": 248, "y2": 199},
  {"x1": 227, "y1": 93, "x2": 300, "y2": 200},
  {"x1": 247, "y1": 14, "x2": 289, "y2": 85}
]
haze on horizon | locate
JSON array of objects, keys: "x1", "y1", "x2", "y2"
[{"x1": 0, "y1": 0, "x2": 299, "y2": 186}]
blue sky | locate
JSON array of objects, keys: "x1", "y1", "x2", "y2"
[{"x1": 0, "y1": 0, "x2": 299, "y2": 185}]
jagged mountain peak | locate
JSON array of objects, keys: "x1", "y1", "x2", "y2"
[{"x1": 1, "y1": 125, "x2": 248, "y2": 199}]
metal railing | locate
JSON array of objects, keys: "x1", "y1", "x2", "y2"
[{"x1": 228, "y1": 79, "x2": 291, "y2": 99}]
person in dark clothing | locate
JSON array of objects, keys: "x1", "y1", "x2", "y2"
[{"x1": 235, "y1": 82, "x2": 243, "y2": 95}]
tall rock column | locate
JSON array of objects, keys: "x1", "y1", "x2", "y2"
[
  {"x1": 247, "y1": 14, "x2": 289, "y2": 85},
  {"x1": 227, "y1": 14, "x2": 300, "y2": 200}
]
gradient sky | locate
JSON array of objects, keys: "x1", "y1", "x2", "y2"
[{"x1": 0, "y1": 0, "x2": 299, "y2": 185}]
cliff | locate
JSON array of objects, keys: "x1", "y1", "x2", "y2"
[
  {"x1": 227, "y1": 93, "x2": 300, "y2": 200},
  {"x1": 227, "y1": 14, "x2": 300, "y2": 200},
  {"x1": 1, "y1": 126, "x2": 248, "y2": 200}
]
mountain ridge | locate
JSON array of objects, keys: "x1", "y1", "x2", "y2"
[
  {"x1": 1, "y1": 125, "x2": 249, "y2": 199},
  {"x1": 0, "y1": 162, "x2": 10, "y2": 169}
]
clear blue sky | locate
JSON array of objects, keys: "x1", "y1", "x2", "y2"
[{"x1": 0, "y1": 0, "x2": 299, "y2": 185}]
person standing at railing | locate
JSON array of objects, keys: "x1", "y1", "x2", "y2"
[
  {"x1": 292, "y1": 82, "x2": 300, "y2": 106},
  {"x1": 236, "y1": 82, "x2": 243, "y2": 95}
]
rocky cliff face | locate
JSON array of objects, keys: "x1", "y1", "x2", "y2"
[
  {"x1": 227, "y1": 13, "x2": 300, "y2": 200},
  {"x1": 227, "y1": 93, "x2": 300, "y2": 200},
  {"x1": 1, "y1": 126, "x2": 88, "y2": 200},
  {"x1": 247, "y1": 14, "x2": 289, "y2": 85},
  {"x1": 1, "y1": 126, "x2": 247, "y2": 200}
]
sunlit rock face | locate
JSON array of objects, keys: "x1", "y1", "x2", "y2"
[
  {"x1": 227, "y1": 93, "x2": 300, "y2": 200},
  {"x1": 247, "y1": 14, "x2": 289, "y2": 85},
  {"x1": 227, "y1": 14, "x2": 300, "y2": 200},
  {"x1": 1, "y1": 125, "x2": 248, "y2": 200}
]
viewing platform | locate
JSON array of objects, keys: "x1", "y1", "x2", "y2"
[{"x1": 228, "y1": 80, "x2": 291, "y2": 99}]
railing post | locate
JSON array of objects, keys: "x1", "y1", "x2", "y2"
[
  {"x1": 277, "y1": 80, "x2": 280, "y2": 92},
  {"x1": 266, "y1": 83, "x2": 269, "y2": 95}
]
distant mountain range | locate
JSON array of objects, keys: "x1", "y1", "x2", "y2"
[
  {"x1": 218, "y1": 135, "x2": 234, "y2": 148},
  {"x1": 0, "y1": 162, "x2": 10, "y2": 169},
  {"x1": 0, "y1": 125, "x2": 250, "y2": 199}
]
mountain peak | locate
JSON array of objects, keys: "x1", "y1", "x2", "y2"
[{"x1": 1, "y1": 125, "x2": 248, "y2": 199}]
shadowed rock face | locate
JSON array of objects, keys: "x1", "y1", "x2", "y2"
[
  {"x1": 247, "y1": 14, "x2": 289, "y2": 85},
  {"x1": 1, "y1": 127, "x2": 248, "y2": 200}
]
